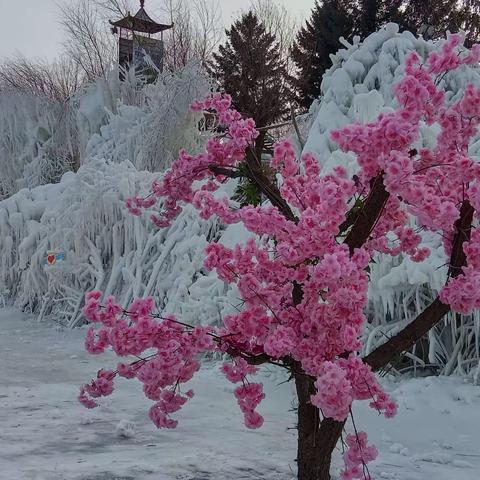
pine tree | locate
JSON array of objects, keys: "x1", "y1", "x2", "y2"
[
  {"x1": 402, "y1": 0, "x2": 480, "y2": 45},
  {"x1": 357, "y1": 0, "x2": 404, "y2": 37},
  {"x1": 211, "y1": 12, "x2": 291, "y2": 203},
  {"x1": 211, "y1": 12, "x2": 290, "y2": 138},
  {"x1": 291, "y1": 1, "x2": 355, "y2": 109}
]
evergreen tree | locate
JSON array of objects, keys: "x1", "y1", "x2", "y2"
[
  {"x1": 403, "y1": 0, "x2": 480, "y2": 45},
  {"x1": 211, "y1": 12, "x2": 291, "y2": 204},
  {"x1": 357, "y1": 0, "x2": 404, "y2": 36},
  {"x1": 211, "y1": 12, "x2": 290, "y2": 142},
  {"x1": 291, "y1": 1, "x2": 355, "y2": 109}
]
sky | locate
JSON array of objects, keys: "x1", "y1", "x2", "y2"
[{"x1": 0, "y1": 0, "x2": 316, "y2": 60}]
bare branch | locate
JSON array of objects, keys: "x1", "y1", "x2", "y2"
[
  {"x1": 0, "y1": 55, "x2": 83, "y2": 102},
  {"x1": 250, "y1": 0, "x2": 299, "y2": 75},
  {"x1": 57, "y1": 0, "x2": 115, "y2": 81},
  {"x1": 161, "y1": 0, "x2": 223, "y2": 70}
]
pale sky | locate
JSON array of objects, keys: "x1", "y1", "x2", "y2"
[{"x1": 0, "y1": 0, "x2": 316, "y2": 60}]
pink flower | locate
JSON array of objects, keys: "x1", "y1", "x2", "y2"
[
  {"x1": 221, "y1": 358, "x2": 258, "y2": 383},
  {"x1": 311, "y1": 362, "x2": 353, "y2": 421},
  {"x1": 264, "y1": 325, "x2": 297, "y2": 358},
  {"x1": 85, "y1": 327, "x2": 109, "y2": 354},
  {"x1": 341, "y1": 432, "x2": 378, "y2": 479},
  {"x1": 149, "y1": 403, "x2": 178, "y2": 429}
]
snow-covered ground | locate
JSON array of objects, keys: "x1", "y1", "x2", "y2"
[{"x1": 2, "y1": 307, "x2": 480, "y2": 480}]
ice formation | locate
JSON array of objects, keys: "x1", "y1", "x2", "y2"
[
  {"x1": 0, "y1": 159, "x2": 244, "y2": 328},
  {"x1": 0, "y1": 63, "x2": 209, "y2": 199},
  {"x1": 0, "y1": 64, "x2": 237, "y2": 328},
  {"x1": 1, "y1": 25, "x2": 480, "y2": 375},
  {"x1": 0, "y1": 92, "x2": 78, "y2": 198}
]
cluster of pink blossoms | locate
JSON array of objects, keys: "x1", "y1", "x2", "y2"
[
  {"x1": 126, "y1": 93, "x2": 258, "y2": 227},
  {"x1": 80, "y1": 291, "x2": 217, "y2": 428},
  {"x1": 341, "y1": 432, "x2": 378, "y2": 480},
  {"x1": 221, "y1": 358, "x2": 264, "y2": 427},
  {"x1": 82, "y1": 34, "x2": 480, "y2": 479},
  {"x1": 311, "y1": 358, "x2": 396, "y2": 423}
]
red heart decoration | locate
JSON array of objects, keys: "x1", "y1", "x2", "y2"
[{"x1": 47, "y1": 254, "x2": 56, "y2": 265}]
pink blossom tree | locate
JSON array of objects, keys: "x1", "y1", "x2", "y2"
[{"x1": 80, "y1": 34, "x2": 480, "y2": 480}]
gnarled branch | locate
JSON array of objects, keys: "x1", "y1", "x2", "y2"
[{"x1": 364, "y1": 200, "x2": 475, "y2": 372}]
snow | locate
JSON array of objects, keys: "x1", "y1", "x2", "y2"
[
  {"x1": 2, "y1": 308, "x2": 480, "y2": 480},
  {"x1": 115, "y1": 419, "x2": 136, "y2": 439},
  {"x1": 0, "y1": 308, "x2": 296, "y2": 480}
]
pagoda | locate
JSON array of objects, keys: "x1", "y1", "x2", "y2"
[{"x1": 110, "y1": 0, "x2": 173, "y2": 72}]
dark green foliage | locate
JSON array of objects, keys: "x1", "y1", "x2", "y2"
[
  {"x1": 402, "y1": 1, "x2": 480, "y2": 46},
  {"x1": 233, "y1": 175, "x2": 263, "y2": 207},
  {"x1": 291, "y1": 1, "x2": 355, "y2": 109},
  {"x1": 232, "y1": 161, "x2": 275, "y2": 207},
  {"x1": 211, "y1": 11, "x2": 291, "y2": 130},
  {"x1": 291, "y1": 0, "x2": 480, "y2": 108},
  {"x1": 357, "y1": 0, "x2": 404, "y2": 35}
]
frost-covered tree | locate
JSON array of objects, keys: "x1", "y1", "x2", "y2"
[
  {"x1": 80, "y1": 63, "x2": 210, "y2": 170},
  {"x1": 291, "y1": 0, "x2": 406, "y2": 108},
  {"x1": 292, "y1": 0, "x2": 480, "y2": 108},
  {"x1": 0, "y1": 92, "x2": 78, "y2": 196},
  {"x1": 80, "y1": 34, "x2": 480, "y2": 480}
]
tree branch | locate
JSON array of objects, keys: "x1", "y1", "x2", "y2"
[
  {"x1": 244, "y1": 146, "x2": 297, "y2": 222},
  {"x1": 208, "y1": 164, "x2": 243, "y2": 178},
  {"x1": 364, "y1": 200, "x2": 475, "y2": 372},
  {"x1": 343, "y1": 175, "x2": 389, "y2": 254}
]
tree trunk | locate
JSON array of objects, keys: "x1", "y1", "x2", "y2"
[{"x1": 295, "y1": 373, "x2": 345, "y2": 480}]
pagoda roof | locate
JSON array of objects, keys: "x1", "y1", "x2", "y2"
[{"x1": 110, "y1": 5, "x2": 172, "y2": 34}]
